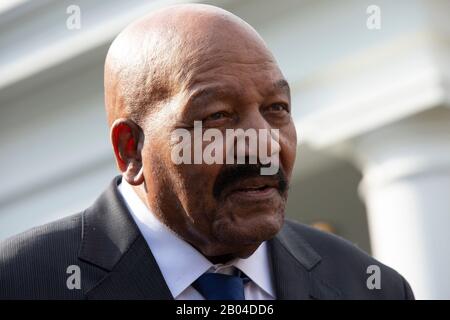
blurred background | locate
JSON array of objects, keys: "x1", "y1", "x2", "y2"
[{"x1": 1, "y1": 0, "x2": 449, "y2": 299}]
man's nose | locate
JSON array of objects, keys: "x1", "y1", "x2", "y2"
[{"x1": 230, "y1": 112, "x2": 280, "y2": 164}]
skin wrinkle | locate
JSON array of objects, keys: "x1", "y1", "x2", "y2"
[{"x1": 106, "y1": 4, "x2": 297, "y2": 263}]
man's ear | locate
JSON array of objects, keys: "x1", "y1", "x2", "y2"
[{"x1": 110, "y1": 118, "x2": 145, "y2": 186}]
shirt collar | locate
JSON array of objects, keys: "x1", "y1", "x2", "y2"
[{"x1": 118, "y1": 178, "x2": 275, "y2": 298}]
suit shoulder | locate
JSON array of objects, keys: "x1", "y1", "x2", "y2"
[
  {"x1": 0, "y1": 213, "x2": 82, "y2": 269},
  {"x1": 0, "y1": 213, "x2": 92, "y2": 299},
  {"x1": 283, "y1": 219, "x2": 414, "y2": 299},
  {"x1": 284, "y1": 219, "x2": 373, "y2": 260},
  {"x1": 283, "y1": 219, "x2": 389, "y2": 269}
]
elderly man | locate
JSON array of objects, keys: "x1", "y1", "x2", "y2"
[{"x1": 0, "y1": 4, "x2": 414, "y2": 300}]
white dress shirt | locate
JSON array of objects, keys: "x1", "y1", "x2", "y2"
[{"x1": 118, "y1": 178, "x2": 275, "y2": 300}]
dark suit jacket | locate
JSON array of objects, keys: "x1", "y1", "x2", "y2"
[{"x1": 0, "y1": 176, "x2": 414, "y2": 299}]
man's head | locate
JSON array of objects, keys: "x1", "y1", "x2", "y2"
[{"x1": 105, "y1": 4, "x2": 297, "y2": 262}]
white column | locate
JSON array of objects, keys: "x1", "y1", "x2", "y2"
[{"x1": 350, "y1": 110, "x2": 450, "y2": 299}]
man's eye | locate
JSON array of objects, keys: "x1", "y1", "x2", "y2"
[
  {"x1": 268, "y1": 103, "x2": 289, "y2": 113},
  {"x1": 205, "y1": 111, "x2": 228, "y2": 121}
]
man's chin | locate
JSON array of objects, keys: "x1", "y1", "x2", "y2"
[{"x1": 211, "y1": 208, "x2": 285, "y2": 246}]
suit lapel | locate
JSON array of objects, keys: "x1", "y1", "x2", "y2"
[
  {"x1": 268, "y1": 221, "x2": 341, "y2": 300},
  {"x1": 85, "y1": 235, "x2": 173, "y2": 299},
  {"x1": 78, "y1": 176, "x2": 173, "y2": 299}
]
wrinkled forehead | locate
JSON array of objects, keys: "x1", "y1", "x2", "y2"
[
  {"x1": 184, "y1": 60, "x2": 285, "y2": 102},
  {"x1": 176, "y1": 32, "x2": 282, "y2": 90}
]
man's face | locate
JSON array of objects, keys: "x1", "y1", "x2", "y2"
[{"x1": 140, "y1": 44, "x2": 297, "y2": 258}]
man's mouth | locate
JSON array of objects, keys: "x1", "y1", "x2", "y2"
[
  {"x1": 223, "y1": 177, "x2": 280, "y2": 200},
  {"x1": 233, "y1": 186, "x2": 278, "y2": 198}
]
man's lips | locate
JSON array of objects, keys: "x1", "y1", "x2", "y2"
[
  {"x1": 222, "y1": 177, "x2": 280, "y2": 200},
  {"x1": 231, "y1": 186, "x2": 278, "y2": 199}
]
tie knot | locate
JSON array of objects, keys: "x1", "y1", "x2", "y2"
[{"x1": 193, "y1": 271, "x2": 248, "y2": 300}]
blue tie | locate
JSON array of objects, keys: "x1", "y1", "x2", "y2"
[{"x1": 193, "y1": 272, "x2": 248, "y2": 300}]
